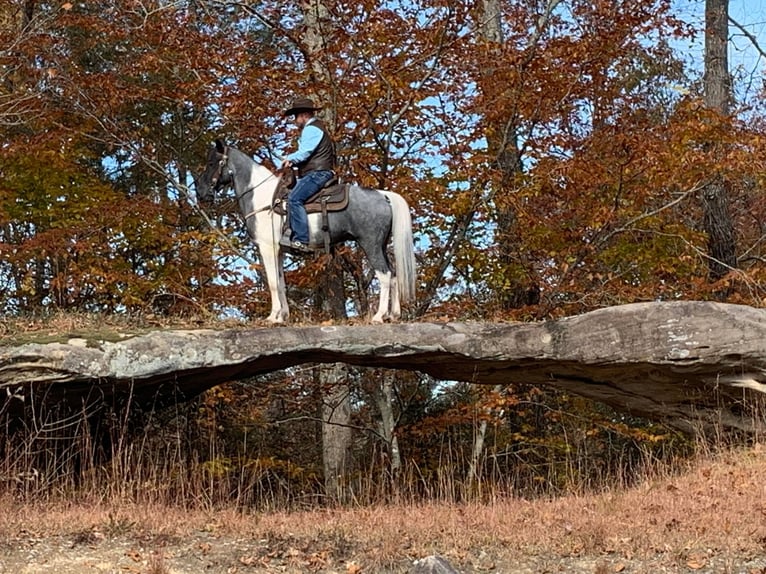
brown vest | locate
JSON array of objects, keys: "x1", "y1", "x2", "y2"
[{"x1": 297, "y1": 118, "x2": 336, "y2": 176}]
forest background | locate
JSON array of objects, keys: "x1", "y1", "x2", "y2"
[{"x1": 2, "y1": 0, "x2": 766, "y2": 508}]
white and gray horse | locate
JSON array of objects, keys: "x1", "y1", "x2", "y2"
[{"x1": 196, "y1": 140, "x2": 416, "y2": 323}]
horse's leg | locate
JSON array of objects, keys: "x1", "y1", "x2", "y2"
[
  {"x1": 275, "y1": 249, "x2": 289, "y2": 321},
  {"x1": 255, "y1": 213, "x2": 289, "y2": 323},
  {"x1": 372, "y1": 268, "x2": 392, "y2": 323},
  {"x1": 259, "y1": 245, "x2": 287, "y2": 323},
  {"x1": 389, "y1": 274, "x2": 401, "y2": 319},
  {"x1": 348, "y1": 194, "x2": 397, "y2": 323},
  {"x1": 359, "y1": 239, "x2": 394, "y2": 323}
]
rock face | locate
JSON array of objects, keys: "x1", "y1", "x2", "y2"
[{"x1": 2, "y1": 301, "x2": 766, "y2": 432}]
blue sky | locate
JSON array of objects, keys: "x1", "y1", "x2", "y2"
[
  {"x1": 728, "y1": 0, "x2": 766, "y2": 102},
  {"x1": 673, "y1": 0, "x2": 766, "y2": 102}
]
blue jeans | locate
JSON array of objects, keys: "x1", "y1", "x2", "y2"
[{"x1": 288, "y1": 169, "x2": 334, "y2": 244}]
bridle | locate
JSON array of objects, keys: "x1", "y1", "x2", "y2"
[
  {"x1": 208, "y1": 146, "x2": 231, "y2": 192},
  {"x1": 208, "y1": 145, "x2": 278, "y2": 219}
]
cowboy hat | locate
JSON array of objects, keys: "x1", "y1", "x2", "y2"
[{"x1": 282, "y1": 97, "x2": 322, "y2": 117}]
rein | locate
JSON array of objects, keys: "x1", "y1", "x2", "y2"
[
  {"x1": 210, "y1": 146, "x2": 283, "y2": 265},
  {"x1": 243, "y1": 203, "x2": 272, "y2": 220},
  {"x1": 235, "y1": 174, "x2": 275, "y2": 211},
  {"x1": 215, "y1": 146, "x2": 277, "y2": 218},
  {"x1": 238, "y1": 170, "x2": 279, "y2": 221}
]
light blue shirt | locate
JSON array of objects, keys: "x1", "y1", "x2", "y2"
[{"x1": 284, "y1": 118, "x2": 324, "y2": 164}]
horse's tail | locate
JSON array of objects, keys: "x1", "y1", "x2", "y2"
[{"x1": 380, "y1": 190, "x2": 416, "y2": 303}]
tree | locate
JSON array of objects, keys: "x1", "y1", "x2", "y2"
[
  {"x1": 296, "y1": 0, "x2": 353, "y2": 502},
  {"x1": 5, "y1": 0, "x2": 766, "y2": 507},
  {"x1": 0, "y1": 0, "x2": 39, "y2": 129},
  {"x1": 702, "y1": 0, "x2": 737, "y2": 282},
  {"x1": 472, "y1": 0, "x2": 560, "y2": 311},
  {"x1": 0, "y1": 1, "x2": 235, "y2": 315}
]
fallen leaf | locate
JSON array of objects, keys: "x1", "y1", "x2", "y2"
[
  {"x1": 309, "y1": 551, "x2": 329, "y2": 568},
  {"x1": 285, "y1": 547, "x2": 302, "y2": 558},
  {"x1": 686, "y1": 557, "x2": 707, "y2": 570}
]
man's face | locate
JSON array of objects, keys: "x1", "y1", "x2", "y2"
[{"x1": 292, "y1": 111, "x2": 310, "y2": 128}]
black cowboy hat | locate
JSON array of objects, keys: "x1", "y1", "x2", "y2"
[{"x1": 282, "y1": 97, "x2": 322, "y2": 117}]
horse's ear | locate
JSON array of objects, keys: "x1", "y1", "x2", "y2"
[{"x1": 214, "y1": 139, "x2": 225, "y2": 153}]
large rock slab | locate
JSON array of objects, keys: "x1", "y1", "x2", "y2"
[{"x1": 2, "y1": 301, "x2": 765, "y2": 431}]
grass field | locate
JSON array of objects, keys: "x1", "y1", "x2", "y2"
[{"x1": 1, "y1": 444, "x2": 765, "y2": 573}]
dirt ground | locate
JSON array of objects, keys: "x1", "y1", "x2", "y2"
[{"x1": 2, "y1": 528, "x2": 766, "y2": 574}]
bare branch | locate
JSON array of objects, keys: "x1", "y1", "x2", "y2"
[{"x1": 729, "y1": 15, "x2": 766, "y2": 60}]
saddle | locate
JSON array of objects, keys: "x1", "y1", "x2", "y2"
[
  {"x1": 272, "y1": 172, "x2": 349, "y2": 217},
  {"x1": 273, "y1": 171, "x2": 350, "y2": 253}
]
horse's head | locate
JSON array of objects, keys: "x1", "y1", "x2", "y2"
[{"x1": 196, "y1": 139, "x2": 231, "y2": 202}]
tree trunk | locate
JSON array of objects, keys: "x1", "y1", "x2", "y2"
[
  {"x1": 475, "y1": 0, "x2": 541, "y2": 311},
  {"x1": 315, "y1": 257, "x2": 352, "y2": 502},
  {"x1": 466, "y1": 384, "x2": 503, "y2": 493},
  {"x1": 374, "y1": 371, "x2": 401, "y2": 475},
  {"x1": 702, "y1": 0, "x2": 736, "y2": 281},
  {"x1": 299, "y1": 0, "x2": 353, "y2": 504},
  {"x1": 301, "y1": 0, "x2": 336, "y2": 127},
  {"x1": 320, "y1": 364, "x2": 351, "y2": 502}
]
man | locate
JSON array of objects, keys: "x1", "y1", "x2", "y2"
[{"x1": 279, "y1": 97, "x2": 336, "y2": 254}]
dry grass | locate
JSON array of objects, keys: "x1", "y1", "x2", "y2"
[{"x1": 2, "y1": 444, "x2": 765, "y2": 571}]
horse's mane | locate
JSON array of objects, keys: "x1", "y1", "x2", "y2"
[{"x1": 228, "y1": 146, "x2": 276, "y2": 178}]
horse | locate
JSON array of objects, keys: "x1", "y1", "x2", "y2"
[{"x1": 196, "y1": 139, "x2": 416, "y2": 324}]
